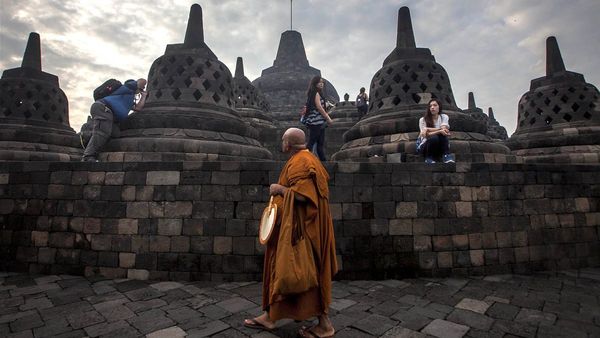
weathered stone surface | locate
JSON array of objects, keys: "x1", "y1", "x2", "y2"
[{"x1": 421, "y1": 319, "x2": 469, "y2": 338}]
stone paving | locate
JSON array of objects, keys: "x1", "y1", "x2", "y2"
[{"x1": 1, "y1": 269, "x2": 600, "y2": 337}]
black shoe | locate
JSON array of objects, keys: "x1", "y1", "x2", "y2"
[{"x1": 81, "y1": 156, "x2": 98, "y2": 162}]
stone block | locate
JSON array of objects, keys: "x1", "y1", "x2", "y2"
[
  {"x1": 452, "y1": 235, "x2": 469, "y2": 250},
  {"x1": 496, "y1": 232, "x2": 512, "y2": 247},
  {"x1": 498, "y1": 248, "x2": 515, "y2": 264},
  {"x1": 149, "y1": 236, "x2": 171, "y2": 252},
  {"x1": 484, "y1": 249, "x2": 499, "y2": 265},
  {"x1": 470, "y1": 249, "x2": 485, "y2": 266},
  {"x1": 373, "y1": 201, "x2": 396, "y2": 218},
  {"x1": 447, "y1": 308, "x2": 494, "y2": 330},
  {"x1": 49, "y1": 232, "x2": 74, "y2": 248},
  {"x1": 437, "y1": 252, "x2": 453, "y2": 268},
  {"x1": 214, "y1": 201, "x2": 234, "y2": 218},
  {"x1": 112, "y1": 235, "x2": 131, "y2": 251},
  {"x1": 148, "y1": 202, "x2": 164, "y2": 218},
  {"x1": 135, "y1": 252, "x2": 157, "y2": 270},
  {"x1": 38, "y1": 247, "x2": 56, "y2": 264},
  {"x1": 482, "y1": 232, "x2": 497, "y2": 248},
  {"x1": 389, "y1": 219, "x2": 412, "y2": 235},
  {"x1": 91, "y1": 234, "x2": 112, "y2": 251},
  {"x1": 232, "y1": 237, "x2": 255, "y2": 255},
  {"x1": 183, "y1": 219, "x2": 203, "y2": 236},
  {"x1": 342, "y1": 203, "x2": 362, "y2": 220},
  {"x1": 455, "y1": 202, "x2": 473, "y2": 218},
  {"x1": 214, "y1": 237, "x2": 232, "y2": 254},
  {"x1": 121, "y1": 185, "x2": 136, "y2": 201},
  {"x1": 211, "y1": 171, "x2": 238, "y2": 185},
  {"x1": 120, "y1": 253, "x2": 136, "y2": 268},
  {"x1": 31, "y1": 231, "x2": 49, "y2": 246},
  {"x1": 127, "y1": 269, "x2": 150, "y2": 280},
  {"x1": 118, "y1": 219, "x2": 138, "y2": 235},
  {"x1": 88, "y1": 172, "x2": 105, "y2": 185},
  {"x1": 98, "y1": 251, "x2": 119, "y2": 267},
  {"x1": 136, "y1": 186, "x2": 154, "y2": 201},
  {"x1": 171, "y1": 236, "x2": 190, "y2": 253},
  {"x1": 396, "y1": 202, "x2": 417, "y2": 218},
  {"x1": 433, "y1": 236, "x2": 452, "y2": 251},
  {"x1": 83, "y1": 218, "x2": 101, "y2": 234},
  {"x1": 164, "y1": 202, "x2": 192, "y2": 218},
  {"x1": 414, "y1": 236, "x2": 432, "y2": 251},
  {"x1": 455, "y1": 298, "x2": 490, "y2": 314},
  {"x1": 419, "y1": 252, "x2": 436, "y2": 269},
  {"x1": 127, "y1": 202, "x2": 149, "y2": 218},
  {"x1": 413, "y1": 219, "x2": 434, "y2": 235},
  {"x1": 192, "y1": 201, "x2": 214, "y2": 219},
  {"x1": 191, "y1": 237, "x2": 212, "y2": 254},
  {"x1": 105, "y1": 172, "x2": 125, "y2": 185},
  {"x1": 512, "y1": 231, "x2": 527, "y2": 246},
  {"x1": 147, "y1": 171, "x2": 180, "y2": 185},
  {"x1": 158, "y1": 219, "x2": 182, "y2": 236}
]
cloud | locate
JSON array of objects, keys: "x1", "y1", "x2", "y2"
[{"x1": 1, "y1": 0, "x2": 599, "y2": 137}]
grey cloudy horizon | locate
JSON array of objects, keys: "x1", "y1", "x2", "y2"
[{"x1": 1, "y1": 0, "x2": 599, "y2": 136}]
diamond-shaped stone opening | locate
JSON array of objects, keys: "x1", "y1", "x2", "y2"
[
  {"x1": 418, "y1": 64, "x2": 424, "y2": 69},
  {"x1": 560, "y1": 95, "x2": 569, "y2": 103},
  {"x1": 193, "y1": 89, "x2": 202, "y2": 101},
  {"x1": 536, "y1": 108, "x2": 543, "y2": 115},
  {"x1": 432, "y1": 65, "x2": 438, "y2": 70},
  {"x1": 195, "y1": 67, "x2": 204, "y2": 77},
  {"x1": 529, "y1": 117, "x2": 536, "y2": 125},
  {"x1": 519, "y1": 120, "x2": 525, "y2": 127},
  {"x1": 427, "y1": 72, "x2": 434, "y2": 80},
  {"x1": 160, "y1": 67, "x2": 168, "y2": 75},
  {"x1": 213, "y1": 71, "x2": 221, "y2": 79},
  {"x1": 219, "y1": 84, "x2": 226, "y2": 92},
  {"x1": 590, "y1": 103, "x2": 597, "y2": 109},
  {"x1": 529, "y1": 100, "x2": 536, "y2": 107},
  {"x1": 212, "y1": 93, "x2": 221, "y2": 103},
  {"x1": 445, "y1": 96, "x2": 452, "y2": 104},
  {"x1": 552, "y1": 105, "x2": 561, "y2": 113},
  {"x1": 571, "y1": 102, "x2": 580, "y2": 112},
  {"x1": 25, "y1": 91, "x2": 33, "y2": 99},
  {"x1": 524, "y1": 111, "x2": 530, "y2": 118},
  {"x1": 172, "y1": 88, "x2": 182, "y2": 100},
  {"x1": 568, "y1": 87, "x2": 575, "y2": 93},
  {"x1": 374, "y1": 71, "x2": 381, "y2": 78},
  {"x1": 35, "y1": 84, "x2": 42, "y2": 91},
  {"x1": 184, "y1": 78, "x2": 192, "y2": 87},
  {"x1": 386, "y1": 67, "x2": 393, "y2": 75},
  {"x1": 168, "y1": 56, "x2": 176, "y2": 63},
  {"x1": 584, "y1": 87, "x2": 589, "y2": 91},
  {"x1": 205, "y1": 60, "x2": 212, "y2": 68},
  {"x1": 33, "y1": 101, "x2": 41, "y2": 110},
  {"x1": 378, "y1": 79, "x2": 386, "y2": 86},
  {"x1": 176, "y1": 65, "x2": 185, "y2": 75},
  {"x1": 15, "y1": 99, "x2": 23, "y2": 107},
  {"x1": 402, "y1": 84, "x2": 410, "y2": 93},
  {"x1": 411, "y1": 72, "x2": 418, "y2": 81},
  {"x1": 402, "y1": 64, "x2": 410, "y2": 72},
  {"x1": 393, "y1": 74, "x2": 402, "y2": 83},
  {"x1": 166, "y1": 77, "x2": 175, "y2": 86},
  {"x1": 219, "y1": 64, "x2": 224, "y2": 71},
  {"x1": 385, "y1": 86, "x2": 393, "y2": 95},
  {"x1": 563, "y1": 113, "x2": 572, "y2": 122},
  {"x1": 43, "y1": 93, "x2": 51, "y2": 101},
  {"x1": 373, "y1": 91, "x2": 379, "y2": 99},
  {"x1": 584, "y1": 111, "x2": 592, "y2": 119},
  {"x1": 440, "y1": 75, "x2": 445, "y2": 81},
  {"x1": 203, "y1": 80, "x2": 211, "y2": 90},
  {"x1": 536, "y1": 92, "x2": 543, "y2": 98},
  {"x1": 392, "y1": 96, "x2": 401, "y2": 105},
  {"x1": 544, "y1": 98, "x2": 551, "y2": 106},
  {"x1": 545, "y1": 116, "x2": 553, "y2": 124},
  {"x1": 377, "y1": 101, "x2": 384, "y2": 109},
  {"x1": 155, "y1": 90, "x2": 162, "y2": 99},
  {"x1": 186, "y1": 56, "x2": 194, "y2": 66},
  {"x1": 579, "y1": 94, "x2": 585, "y2": 100},
  {"x1": 152, "y1": 79, "x2": 159, "y2": 87},
  {"x1": 50, "y1": 104, "x2": 57, "y2": 112},
  {"x1": 23, "y1": 110, "x2": 32, "y2": 118},
  {"x1": 58, "y1": 97, "x2": 63, "y2": 104},
  {"x1": 419, "y1": 83, "x2": 427, "y2": 92},
  {"x1": 435, "y1": 83, "x2": 443, "y2": 91},
  {"x1": 42, "y1": 112, "x2": 50, "y2": 121},
  {"x1": 552, "y1": 89, "x2": 558, "y2": 96},
  {"x1": 412, "y1": 93, "x2": 420, "y2": 104}
]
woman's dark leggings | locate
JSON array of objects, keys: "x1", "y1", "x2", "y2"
[
  {"x1": 307, "y1": 124, "x2": 326, "y2": 161},
  {"x1": 423, "y1": 134, "x2": 449, "y2": 159}
]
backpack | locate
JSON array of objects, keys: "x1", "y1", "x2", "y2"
[
  {"x1": 93, "y1": 79, "x2": 122, "y2": 101},
  {"x1": 299, "y1": 105, "x2": 308, "y2": 125},
  {"x1": 356, "y1": 94, "x2": 366, "y2": 107}
]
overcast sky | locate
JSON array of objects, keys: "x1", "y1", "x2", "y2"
[{"x1": 1, "y1": 0, "x2": 599, "y2": 136}]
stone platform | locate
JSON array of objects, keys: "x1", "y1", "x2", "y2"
[{"x1": 1, "y1": 269, "x2": 599, "y2": 337}]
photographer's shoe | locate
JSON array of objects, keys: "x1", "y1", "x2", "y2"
[
  {"x1": 443, "y1": 153, "x2": 455, "y2": 163},
  {"x1": 424, "y1": 157, "x2": 436, "y2": 164}
]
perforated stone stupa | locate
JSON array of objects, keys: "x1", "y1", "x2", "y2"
[
  {"x1": 233, "y1": 57, "x2": 275, "y2": 131},
  {"x1": 0, "y1": 33, "x2": 81, "y2": 161},
  {"x1": 506, "y1": 36, "x2": 600, "y2": 163},
  {"x1": 332, "y1": 7, "x2": 513, "y2": 163},
  {"x1": 252, "y1": 30, "x2": 339, "y2": 126},
  {"x1": 102, "y1": 4, "x2": 272, "y2": 161}
]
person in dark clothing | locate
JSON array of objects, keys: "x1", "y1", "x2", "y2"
[
  {"x1": 418, "y1": 98, "x2": 454, "y2": 163},
  {"x1": 303, "y1": 76, "x2": 333, "y2": 161},
  {"x1": 356, "y1": 87, "x2": 369, "y2": 117},
  {"x1": 81, "y1": 78, "x2": 147, "y2": 162}
]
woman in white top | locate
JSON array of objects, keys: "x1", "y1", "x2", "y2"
[{"x1": 418, "y1": 99, "x2": 453, "y2": 163}]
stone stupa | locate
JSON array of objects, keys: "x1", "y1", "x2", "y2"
[
  {"x1": 0, "y1": 33, "x2": 82, "y2": 161},
  {"x1": 506, "y1": 36, "x2": 600, "y2": 163},
  {"x1": 332, "y1": 7, "x2": 513, "y2": 163},
  {"x1": 486, "y1": 107, "x2": 508, "y2": 141},
  {"x1": 252, "y1": 30, "x2": 339, "y2": 127},
  {"x1": 101, "y1": 4, "x2": 272, "y2": 162},
  {"x1": 232, "y1": 57, "x2": 275, "y2": 131}
]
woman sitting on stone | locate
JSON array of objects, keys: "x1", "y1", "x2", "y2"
[
  {"x1": 303, "y1": 76, "x2": 333, "y2": 161},
  {"x1": 418, "y1": 98, "x2": 454, "y2": 163}
]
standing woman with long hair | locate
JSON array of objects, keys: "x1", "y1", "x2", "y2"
[
  {"x1": 418, "y1": 98, "x2": 454, "y2": 163},
  {"x1": 303, "y1": 76, "x2": 333, "y2": 161}
]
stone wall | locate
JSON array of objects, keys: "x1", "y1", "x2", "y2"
[{"x1": 1, "y1": 161, "x2": 599, "y2": 282}]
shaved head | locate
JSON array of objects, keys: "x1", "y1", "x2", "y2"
[{"x1": 282, "y1": 128, "x2": 306, "y2": 152}]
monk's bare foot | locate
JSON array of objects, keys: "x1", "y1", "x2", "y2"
[
  {"x1": 299, "y1": 324, "x2": 335, "y2": 338},
  {"x1": 243, "y1": 312, "x2": 276, "y2": 331}
]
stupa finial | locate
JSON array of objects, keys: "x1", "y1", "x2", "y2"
[
  {"x1": 183, "y1": 4, "x2": 204, "y2": 47},
  {"x1": 488, "y1": 107, "x2": 496, "y2": 120},
  {"x1": 468, "y1": 92, "x2": 476, "y2": 110},
  {"x1": 397, "y1": 7, "x2": 416, "y2": 48},
  {"x1": 235, "y1": 57, "x2": 244, "y2": 78},
  {"x1": 21, "y1": 32, "x2": 42, "y2": 70},
  {"x1": 546, "y1": 36, "x2": 566, "y2": 75}
]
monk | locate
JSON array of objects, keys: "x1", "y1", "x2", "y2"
[{"x1": 244, "y1": 128, "x2": 338, "y2": 338}]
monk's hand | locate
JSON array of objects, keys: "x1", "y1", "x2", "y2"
[{"x1": 269, "y1": 184, "x2": 286, "y2": 196}]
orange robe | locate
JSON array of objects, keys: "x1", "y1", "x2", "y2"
[{"x1": 262, "y1": 149, "x2": 338, "y2": 321}]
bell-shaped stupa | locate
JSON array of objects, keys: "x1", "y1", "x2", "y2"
[
  {"x1": 332, "y1": 7, "x2": 512, "y2": 163},
  {"x1": 326, "y1": 93, "x2": 362, "y2": 157},
  {"x1": 486, "y1": 107, "x2": 508, "y2": 140},
  {"x1": 0, "y1": 33, "x2": 82, "y2": 161},
  {"x1": 506, "y1": 37, "x2": 600, "y2": 163},
  {"x1": 252, "y1": 30, "x2": 339, "y2": 127},
  {"x1": 233, "y1": 57, "x2": 275, "y2": 131},
  {"x1": 102, "y1": 4, "x2": 272, "y2": 161}
]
